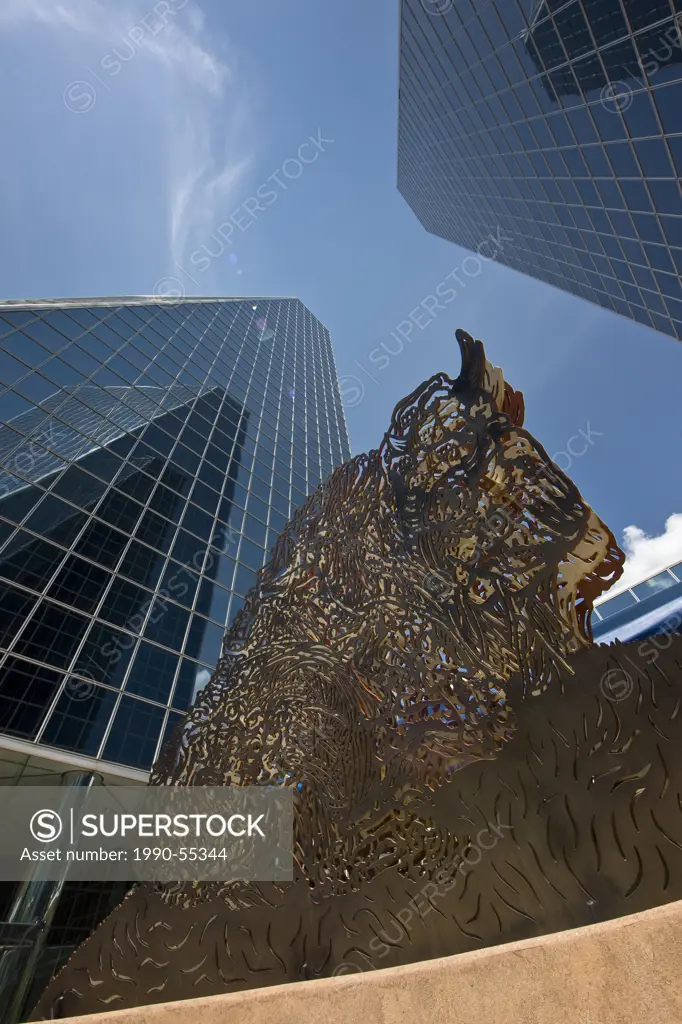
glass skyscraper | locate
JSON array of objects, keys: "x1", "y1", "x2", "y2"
[
  {"x1": 398, "y1": 0, "x2": 682, "y2": 341},
  {"x1": 0, "y1": 296, "x2": 351, "y2": 777}
]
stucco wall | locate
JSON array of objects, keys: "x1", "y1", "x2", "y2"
[{"x1": 49, "y1": 899, "x2": 682, "y2": 1024}]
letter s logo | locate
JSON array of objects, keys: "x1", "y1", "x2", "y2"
[{"x1": 30, "y1": 810, "x2": 63, "y2": 843}]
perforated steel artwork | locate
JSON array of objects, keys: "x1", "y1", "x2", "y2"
[{"x1": 32, "y1": 332, "x2": 682, "y2": 1020}]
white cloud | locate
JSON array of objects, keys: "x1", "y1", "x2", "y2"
[
  {"x1": 166, "y1": 98, "x2": 252, "y2": 271},
  {"x1": 0, "y1": 0, "x2": 225, "y2": 91},
  {"x1": 599, "y1": 513, "x2": 682, "y2": 600},
  {"x1": 0, "y1": 0, "x2": 253, "y2": 280}
]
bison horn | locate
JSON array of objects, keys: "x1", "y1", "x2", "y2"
[{"x1": 454, "y1": 328, "x2": 525, "y2": 427}]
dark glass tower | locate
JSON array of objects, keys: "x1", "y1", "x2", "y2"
[
  {"x1": 398, "y1": 0, "x2": 682, "y2": 340},
  {"x1": 0, "y1": 297, "x2": 351, "y2": 775}
]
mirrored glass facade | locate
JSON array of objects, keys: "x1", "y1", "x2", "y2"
[
  {"x1": 399, "y1": 0, "x2": 682, "y2": 340},
  {"x1": 0, "y1": 297, "x2": 351, "y2": 772}
]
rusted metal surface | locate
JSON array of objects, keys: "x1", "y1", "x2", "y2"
[{"x1": 33, "y1": 331, "x2": 682, "y2": 1020}]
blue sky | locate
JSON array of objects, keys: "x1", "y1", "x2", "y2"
[{"x1": 0, "y1": 0, "x2": 681, "y2": 584}]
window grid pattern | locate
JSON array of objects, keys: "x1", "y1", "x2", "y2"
[
  {"x1": 0, "y1": 298, "x2": 351, "y2": 771},
  {"x1": 398, "y1": 0, "x2": 682, "y2": 340}
]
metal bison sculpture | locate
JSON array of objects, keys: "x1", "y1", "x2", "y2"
[{"x1": 32, "y1": 330, "x2": 682, "y2": 1019}]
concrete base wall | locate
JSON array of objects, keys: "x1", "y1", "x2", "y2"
[{"x1": 51, "y1": 899, "x2": 682, "y2": 1024}]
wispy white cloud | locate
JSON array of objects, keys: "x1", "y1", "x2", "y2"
[
  {"x1": 599, "y1": 513, "x2": 682, "y2": 599},
  {"x1": 0, "y1": 0, "x2": 253, "y2": 280},
  {"x1": 0, "y1": 0, "x2": 91, "y2": 31},
  {"x1": 0, "y1": 0, "x2": 225, "y2": 90},
  {"x1": 165, "y1": 84, "x2": 253, "y2": 270}
]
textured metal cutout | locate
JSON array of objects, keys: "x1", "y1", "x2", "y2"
[{"x1": 32, "y1": 331, "x2": 682, "y2": 1020}]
